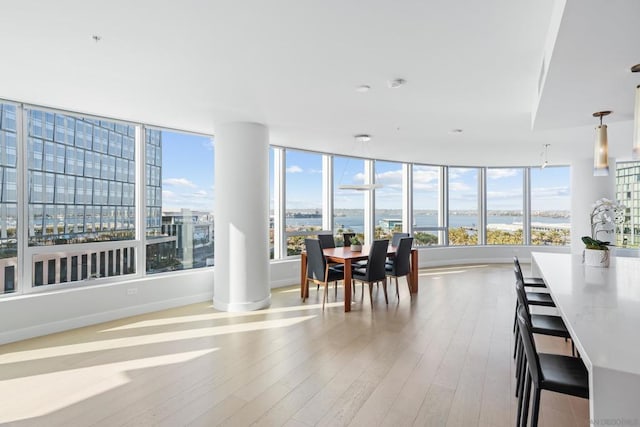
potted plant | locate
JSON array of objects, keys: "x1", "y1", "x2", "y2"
[
  {"x1": 350, "y1": 235, "x2": 362, "y2": 252},
  {"x1": 582, "y1": 198, "x2": 625, "y2": 268},
  {"x1": 581, "y1": 236, "x2": 611, "y2": 267}
]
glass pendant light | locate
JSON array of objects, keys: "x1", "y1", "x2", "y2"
[{"x1": 593, "y1": 111, "x2": 611, "y2": 176}]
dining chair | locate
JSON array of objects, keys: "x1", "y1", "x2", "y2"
[
  {"x1": 317, "y1": 233, "x2": 336, "y2": 249},
  {"x1": 385, "y1": 237, "x2": 413, "y2": 300},
  {"x1": 343, "y1": 232, "x2": 356, "y2": 247},
  {"x1": 391, "y1": 232, "x2": 410, "y2": 246},
  {"x1": 516, "y1": 306, "x2": 588, "y2": 427},
  {"x1": 351, "y1": 239, "x2": 389, "y2": 306},
  {"x1": 514, "y1": 279, "x2": 574, "y2": 399},
  {"x1": 304, "y1": 238, "x2": 344, "y2": 309},
  {"x1": 513, "y1": 256, "x2": 546, "y2": 288}
]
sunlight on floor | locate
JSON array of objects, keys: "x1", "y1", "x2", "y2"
[
  {"x1": 0, "y1": 315, "x2": 316, "y2": 364},
  {"x1": 105, "y1": 302, "x2": 340, "y2": 331},
  {"x1": 0, "y1": 349, "x2": 216, "y2": 423}
]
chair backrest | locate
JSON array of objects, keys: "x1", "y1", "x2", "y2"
[
  {"x1": 392, "y1": 237, "x2": 414, "y2": 276},
  {"x1": 391, "y1": 232, "x2": 410, "y2": 247},
  {"x1": 513, "y1": 256, "x2": 525, "y2": 283},
  {"x1": 305, "y1": 238, "x2": 327, "y2": 281},
  {"x1": 516, "y1": 305, "x2": 542, "y2": 387},
  {"x1": 318, "y1": 233, "x2": 336, "y2": 249},
  {"x1": 343, "y1": 232, "x2": 356, "y2": 247},
  {"x1": 514, "y1": 279, "x2": 532, "y2": 319},
  {"x1": 363, "y1": 239, "x2": 389, "y2": 282}
]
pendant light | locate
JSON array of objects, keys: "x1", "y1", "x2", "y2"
[
  {"x1": 541, "y1": 144, "x2": 550, "y2": 169},
  {"x1": 337, "y1": 135, "x2": 383, "y2": 191},
  {"x1": 592, "y1": 111, "x2": 611, "y2": 176}
]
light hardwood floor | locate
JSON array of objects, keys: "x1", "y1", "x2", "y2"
[{"x1": 0, "y1": 264, "x2": 589, "y2": 426}]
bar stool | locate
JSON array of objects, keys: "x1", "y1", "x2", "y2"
[{"x1": 515, "y1": 306, "x2": 588, "y2": 427}]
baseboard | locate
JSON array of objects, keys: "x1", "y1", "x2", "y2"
[{"x1": 0, "y1": 292, "x2": 213, "y2": 345}]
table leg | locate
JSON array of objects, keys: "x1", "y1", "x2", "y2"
[
  {"x1": 344, "y1": 259, "x2": 352, "y2": 312},
  {"x1": 300, "y1": 252, "x2": 308, "y2": 300},
  {"x1": 410, "y1": 249, "x2": 418, "y2": 294}
]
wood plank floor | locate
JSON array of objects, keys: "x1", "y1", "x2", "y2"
[{"x1": 0, "y1": 264, "x2": 589, "y2": 426}]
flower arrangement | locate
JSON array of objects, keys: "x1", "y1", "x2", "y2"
[{"x1": 582, "y1": 198, "x2": 625, "y2": 248}]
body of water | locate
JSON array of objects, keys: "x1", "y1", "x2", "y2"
[{"x1": 284, "y1": 213, "x2": 569, "y2": 233}]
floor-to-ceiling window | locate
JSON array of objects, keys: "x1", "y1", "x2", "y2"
[
  {"x1": 285, "y1": 149, "x2": 323, "y2": 255},
  {"x1": 145, "y1": 129, "x2": 214, "y2": 274},
  {"x1": 486, "y1": 167, "x2": 524, "y2": 244},
  {"x1": 448, "y1": 167, "x2": 480, "y2": 245},
  {"x1": 530, "y1": 166, "x2": 570, "y2": 245},
  {"x1": 0, "y1": 103, "x2": 17, "y2": 294},
  {"x1": 412, "y1": 164, "x2": 442, "y2": 246},
  {"x1": 615, "y1": 162, "x2": 640, "y2": 247},
  {"x1": 374, "y1": 160, "x2": 403, "y2": 240},
  {"x1": 333, "y1": 156, "x2": 365, "y2": 244}
]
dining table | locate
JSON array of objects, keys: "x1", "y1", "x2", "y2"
[
  {"x1": 531, "y1": 251, "x2": 640, "y2": 424},
  {"x1": 300, "y1": 244, "x2": 419, "y2": 312}
]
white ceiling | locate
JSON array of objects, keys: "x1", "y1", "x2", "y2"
[{"x1": 0, "y1": 0, "x2": 638, "y2": 166}]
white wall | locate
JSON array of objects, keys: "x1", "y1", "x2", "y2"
[
  {"x1": 0, "y1": 268, "x2": 213, "y2": 345},
  {"x1": 0, "y1": 245, "x2": 571, "y2": 345}
]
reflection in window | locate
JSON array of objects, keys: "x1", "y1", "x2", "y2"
[
  {"x1": 486, "y1": 168, "x2": 523, "y2": 244},
  {"x1": 145, "y1": 130, "x2": 214, "y2": 274},
  {"x1": 448, "y1": 167, "x2": 479, "y2": 245},
  {"x1": 531, "y1": 166, "x2": 570, "y2": 246}
]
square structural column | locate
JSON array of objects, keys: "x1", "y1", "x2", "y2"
[{"x1": 214, "y1": 122, "x2": 270, "y2": 311}]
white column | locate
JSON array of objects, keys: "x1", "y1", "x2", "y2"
[
  {"x1": 214, "y1": 122, "x2": 270, "y2": 311},
  {"x1": 570, "y1": 157, "x2": 616, "y2": 254}
]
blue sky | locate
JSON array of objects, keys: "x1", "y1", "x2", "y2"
[
  {"x1": 281, "y1": 149, "x2": 571, "y2": 211},
  {"x1": 160, "y1": 140, "x2": 570, "y2": 214},
  {"x1": 160, "y1": 131, "x2": 215, "y2": 212}
]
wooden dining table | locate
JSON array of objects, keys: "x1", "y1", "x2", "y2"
[{"x1": 300, "y1": 245, "x2": 419, "y2": 312}]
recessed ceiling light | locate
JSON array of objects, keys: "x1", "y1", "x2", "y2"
[
  {"x1": 388, "y1": 78, "x2": 406, "y2": 89},
  {"x1": 356, "y1": 85, "x2": 371, "y2": 92},
  {"x1": 92, "y1": 35, "x2": 102, "y2": 42},
  {"x1": 354, "y1": 134, "x2": 371, "y2": 142},
  {"x1": 450, "y1": 129, "x2": 463, "y2": 134}
]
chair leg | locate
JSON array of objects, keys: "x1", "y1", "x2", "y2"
[
  {"x1": 513, "y1": 300, "x2": 518, "y2": 333},
  {"x1": 405, "y1": 274, "x2": 411, "y2": 297},
  {"x1": 322, "y1": 281, "x2": 329, "y2": 310},
  {"x1": 516, "y1": 364, "x2": 526, "y2": 427},
  {"x1": 515, "y1": 340, "x2": 523, "y2": 396},
  {"x1": 335, "y1": 280, "x2": 338, "y2": 299},
  {"x1": 395, "y1": 276, "x2": 400, "y2": 299},
  {"x1": 520, "y1": 370, "x2": 532, "y2": 427},
  {"x1": 513, "y1": 322, "x2": 520, "y2": 359},
  {"x1": 382, "y1": 280, "x2": 389, "y2": 304},
  {"x1": 368, "y1": 283, "x2": 374, "y2": 306},
  {"x1": 531, "y1": 386, "x2": 541, "y2": 427}
]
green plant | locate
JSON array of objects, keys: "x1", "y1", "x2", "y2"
[
  {"x1": 581, "y1": 236, "x2": 610, "y2": 250},
  {"x1": 350, "y1": 235, "x2": 362, "y2": 245}
]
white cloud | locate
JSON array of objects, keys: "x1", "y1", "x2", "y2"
[
  {"x1": 163, "y1": 178, "x2": 197, "y2": 188},
  {"x1": 487, "y1": 168, "x2": 518, "y2": 180},
  {"x1": 286, "y1": 165, "x2": 303, "y2": 173},
  {"x1": 202, "y1": 139, "x2": 215, "y2": 151},
  {"x1": 449, "y1": 181, "x2": 471, "y2": 192}
]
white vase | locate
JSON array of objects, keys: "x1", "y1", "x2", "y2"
[
  {"x1": 583, "y1": 248, "x2": 610, "y2": 268},
  {"x1": 350, "y1": 244, "x2": 362, "y2": 252}
]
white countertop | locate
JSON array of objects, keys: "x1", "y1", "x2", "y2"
[{"x1": 532, "y1": 252, "x2": 640, "y2": 376}]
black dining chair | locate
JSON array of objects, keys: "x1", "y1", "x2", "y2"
[
  {"x1": 317, "y1": 233, "x2": 336, "y2": 249},
  {"x1": 512, "y1": 258, "x2": 555, "y2": 335},
  {"x1": 391, "y1": 232, "x2": 410, "y2": 247},
  {"x1": 514, "y1": 279, "x2": 574, "y2": 400},
  {"x1": 516, "y1": 306, "x2": 588, "y2": 427},
  {"x1": 304, "y1": 238, "x2": 344, "y2": 310},
  {"x1": 352, "y1": 239, "x2": 389, "y2": 306},
  {"x1": 385, "y1": 237, "x2": 413, "y2": 300},
  {"x1": 514, "y1": 256, "x2": 546, "y2": 288},
  {"x1": 343, "y1": 232, "x2": 356, "y2": 247}
]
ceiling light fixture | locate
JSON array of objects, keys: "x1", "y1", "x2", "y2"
[
  {"x1": 388, "y1": 78, "x2": 406, "y2": 89},
  {"x1": 632, "y1": 64, "x2": 640, "y2": 159},
  {"x1": 355, "y1": 85, "x2": 371, "y2": 93},
  {"x1": 541, "y1": 144, "x2": 550, "y2": 169},
  {"x1": 450, "y1": 129, "x2": 463, "y2": 134},
  {"x1": 337, "y1": 135, "x2": 382, "y2": 191},
  {"x1": 92, "y1": 35, "x2": 102, "y2": 42},
  {"x1": 593, "y1": 111, "x2": 612, "y2": 176}
]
